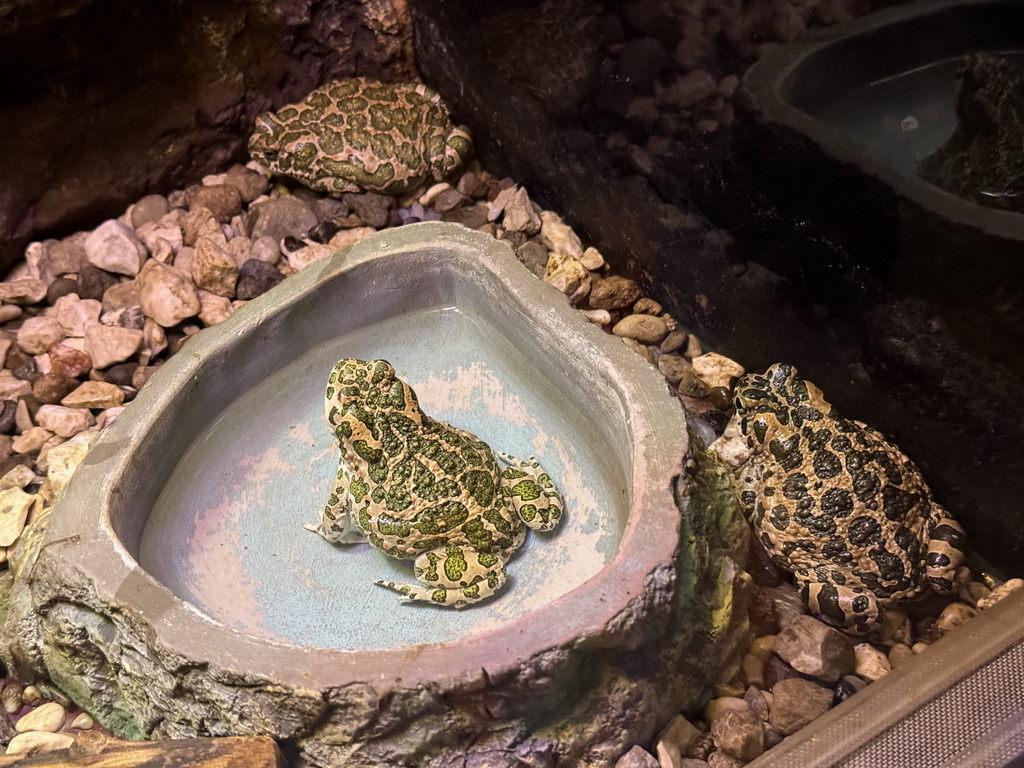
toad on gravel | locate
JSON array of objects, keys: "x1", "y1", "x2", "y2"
[
  {"x1": 919, "y1": 52, "x2": 1024, "y2": 212},
  {"x1": 730, "y1": 363, "x2": 967, "y2": 633},
  {"x1": 249, "y1": 78, "x2": 472, "y2": 196},
  {"x1": 305, "y1": 359, "x2": 563, "y2": 608}
]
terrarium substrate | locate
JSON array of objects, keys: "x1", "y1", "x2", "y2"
[{"x1": 0, "y1": 157, "x2": 1017, "y2": 767}]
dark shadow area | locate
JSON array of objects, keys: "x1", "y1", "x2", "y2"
[
  {"x1": 409, "y1": 0, "x2": 1024, "y2": 575},
  {"x1": 0, "y1": 0, "x2": 413, "y2": 272}
]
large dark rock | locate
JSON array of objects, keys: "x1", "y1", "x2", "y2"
[{"x1": 0, "y1": 0, "x2": 415, "y2": 275}]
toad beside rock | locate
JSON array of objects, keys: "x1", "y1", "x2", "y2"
[
  {"x1": 727, "y1": 363, "x2": 967, "y2": 634},
  {"x1": 249, "y1": 78, "x2": 472, "y2": 196}
]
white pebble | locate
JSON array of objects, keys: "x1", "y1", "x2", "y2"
[
  {"x1": 978, "y1": 578, "x2": 1024, "y2": 610},
  {"x1": 580, "y1": 247, "x2": 604, "y2": 271},
  {"x1": 70, "y1": 712, "x2": 94, "y2": 730},
  {"x1": 580, "y1": 309, "x2": 611, "y2": 325},
  {"x1": 15, "y1": 701, "x2": 67, "y2": 733},
  {"x1": 85, "y1": 220, "x2": 147, "y2": 277},
  {"x1": 6, "y1": 731, "x2": 75, "y2": 755},
  {"x1": 35, "y1": 405, "x2": 95, "y2": 438},
  {"x1": 16, "y1": 317, "x2": 65, "y2": 355},
  {"x1": 419, "y1": 182, "x2": 451, "y2": 206},
  {"x1": 691, "y1": 352, "x2": 745, "y2": 389},
  {"x1": 854, "y1": 642, "x2": 891, "y2": 681}
]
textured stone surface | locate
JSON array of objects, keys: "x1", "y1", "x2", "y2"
[
  {"x1": 769, "y1": 678, "x2": 834, "y2": 735},
  {"x1": 773, "y1": 615, "x2": 855, "y2": 683},
  {"x1": 709, "y1": 709, "x2": 765, "y2": 761},
  {"x1": 138, "y1": 260, "x2": 201, "y2": 328},
  {"x1": 615, "y1": 745, "x2": 659, "y2": 768},
  {"x1": 590, "y1": 276, "x2": 642, "y2": 310},
  {"x1": 0, "y1": 225, "x2": 751, "y2": 768}
]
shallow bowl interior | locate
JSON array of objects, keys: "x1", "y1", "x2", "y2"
[{"x1": 111, "y1": 229, "x2": 631, "y2": 650}]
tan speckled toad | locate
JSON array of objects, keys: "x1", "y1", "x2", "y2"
[{"x1": 730, "y1": 363, "x2": 967, "y2": 633}]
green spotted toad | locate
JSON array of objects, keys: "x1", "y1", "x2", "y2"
[
  {"x1": 249, "y1": 78, "x2": 472, "y2": 196},
  {"x1": 305, "y1": 359, "x2": 564, "y2": 608},
  {"x1": 731, "y1": 363, "x2": 967, "y2": 633}
]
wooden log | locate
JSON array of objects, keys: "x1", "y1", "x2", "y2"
[{"x1": 0, "y1": 733, "x2": 284, "y2": 768}]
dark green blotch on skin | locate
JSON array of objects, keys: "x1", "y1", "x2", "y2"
[
  {"x1": 847, "y1": 515, "x2": 882, "y2": 546},
  {"x1": 820, "y1": 487, "x2": 854, "y2": 517},
  {"x1": 881, "y1": 484, "x2": 919, "y2": 522},
  {"x1": 414, "y1": 501, "x2": 469, "y2": 535},
  {"x1": 769, "y1": 504, "x2": 790, "y2": 530},
  {"x1": 782, "y1": 472, "x2": 808, "y2": 500},
  {"x1": 769, "y1": 435, "x2": 803, "y2": 471},
  {"x1": 812, "y1": 449, "x2": 843, "y2": 479},
  {"x1": 461, "y1": 469, "x2": 495, "y2": 506}
]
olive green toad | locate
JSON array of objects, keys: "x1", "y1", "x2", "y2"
[
  {"x1": 305, "y1": 359, "x2": 564, "y2": 608},
  {"x1": 249, "y1": 78, "x2": 472, "y2": 196}
]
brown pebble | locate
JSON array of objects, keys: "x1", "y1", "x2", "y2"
[
  {"x1": 132, "y1": 365, "x2": 159, "y2": 390},
  {"x1": 0, "y1": 401, "x2": 16, "y2": 435},
  {"x1": 769, "y1": 678, "x2": 833, "y2": 735},
  {"x1": 12, "y1": 357, "x2": 39, "y2": 383},
  {"x1": 708, "y1": 386, "x2": 732, "y2": 411},
  {"x1": 103, "y1": 363, "x2": 138, "y2": 388},
  {"x1": 657, "y1": 353, "x2": 692, "y2": 385},
  {"x1": 76, "y1": 264, "x2": 120, "y2": 302},
  {"x1": 660, "y1": 329, "x2": 688, "y2": 353},
  {"x1": 762, "y1": 655, "x2": 801, "y2": 690},
  {"x1": 685, "y1": 732, "x2": 715, "y2": 760},
  {"x1": 188, "y1": 184, "x2": 243, "y2": 223},
  {"x1": 589, "y1": 275, "x2": 643, "y2": 310},
  {"x1": 612, "y1": 313, "x2": 668, "y2": 345},
  {"x1": 33, "y1": 373, "x2": 78, "y2": 405},
  {"x1": 707, "y1": 750, "x2": 746, "y2": 768},
  {"x1": 633, "y1": 297, "x2": 663, "y2": 315},
  {"x1": 887, "y1": 642, "x2": 915, "y2": 669},
  {"x1": 48, "y1": 343, "x2": 93, "y2": 378},
  {"x1": 710, "y1": 708, "x2": 765, "y2": 761},
  {"x1": 677, "y1": 368, "x2": 710, "y2": 398},
  {"x1": 747, "y1": 585, "x2": 781, "y2": 635},
  {"x1": 4, "y1": 347, "x2": 30, "y2": 372},
  {"x1": 684, "y1": 334, "x2": 703, "y2": 359},
  {"x1": 46, "y1": 278, "x2": 79, "y2": 306}
]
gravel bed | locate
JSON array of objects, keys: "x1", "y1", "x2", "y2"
[{"x1": 0, "y1": 158, "x2": 1019, "y2": 763}]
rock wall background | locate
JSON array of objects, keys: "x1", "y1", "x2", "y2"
[{"x1": 0, "y1": 0, "x2": 415, "y2": 273}]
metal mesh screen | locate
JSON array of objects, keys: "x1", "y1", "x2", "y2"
[{"x1": 843, "y1": 640, "x2": 1024, "y2": 767}]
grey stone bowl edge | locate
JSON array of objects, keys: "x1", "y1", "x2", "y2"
[{"x1": 0, "y1": 222, "x2": 752, "y2": 765}]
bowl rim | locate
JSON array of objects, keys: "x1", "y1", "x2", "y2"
[{"x1": 43, "y1": 221, "x2": 690, "y2": 690}]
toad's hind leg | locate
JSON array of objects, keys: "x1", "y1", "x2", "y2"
[
  {"x1": 794, "y1": 566, "x2": 881, "y2": 635},
  {"x1": 925, "y1": 504, "x2": 968, "y2": 593},
  {"x1": 498, "y1": 453, "x2": 563, "y2": 532},
  {"x1": 376, "y1": 544, "x2": 507, "y2": 608}
]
